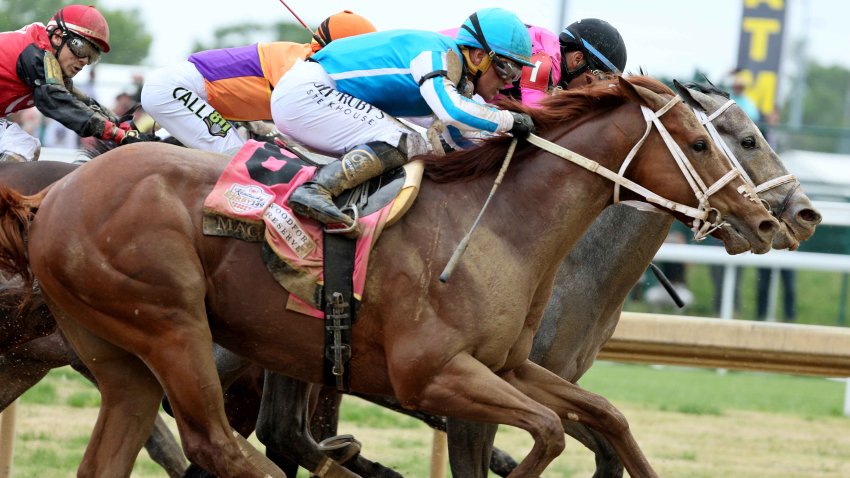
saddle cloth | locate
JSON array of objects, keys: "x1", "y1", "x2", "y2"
[{"x1": 202, "y1": 139, "x2": 422, "y2": 317}]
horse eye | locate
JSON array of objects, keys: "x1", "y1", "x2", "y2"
[
  {"x1": 692, "y1": 140, "x2": 708, "y2": 152},
  {"x1": 741, "y1": 137, "x2": 756, "y2": 149}
]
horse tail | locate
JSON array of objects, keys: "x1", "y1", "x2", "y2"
[{"x1": 0, "y1": 186, "x2": 44, "y2": 306}]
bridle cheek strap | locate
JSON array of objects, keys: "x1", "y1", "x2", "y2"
[{"x1": 694, "y1": 99, "x2": 797, "y2": 214}]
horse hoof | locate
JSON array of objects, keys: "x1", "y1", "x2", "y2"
[{"x1": 317, "y1": 434, "x2": 362, "y2": 464}]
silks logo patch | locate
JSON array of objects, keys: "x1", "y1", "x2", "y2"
[
  {"x1": 263, "y1": 203, "x2": 316, "y2": 259},
  {"x1": 172, "y1": 87, "x2": 232, "y2": 137},
  {"x1": 223, "y1": 184, "x2": 272, "y2": 214}
]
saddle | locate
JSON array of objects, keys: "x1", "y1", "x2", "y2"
[{"x1": 203, "y1": 138, "x2": 424, "y2": 390}]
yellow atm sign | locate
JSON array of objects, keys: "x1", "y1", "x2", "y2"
[{"x1": 736, "y1": 0, "x2": 787, "y2": 115}]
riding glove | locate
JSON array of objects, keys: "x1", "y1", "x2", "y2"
[{"x1": 509, "y1": 112, "x2": 535, "y2": 139}]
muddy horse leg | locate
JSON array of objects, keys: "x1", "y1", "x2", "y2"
[{"x1": 502, "y1": 360, "x2": 657, "y2": 478}]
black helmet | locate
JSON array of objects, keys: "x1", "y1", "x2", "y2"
[{"x1": 559, "y1": 18, "x2": 627, "y2": 86}]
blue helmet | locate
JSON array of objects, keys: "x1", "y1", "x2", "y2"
[{"x1": 455, "y1": 8, "x2": 534, "y2": 67}]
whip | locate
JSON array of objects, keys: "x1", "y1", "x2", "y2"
[
  {"x1": 440, "y1": 139, "x2": 518, "y2": 283},
  {"x1": 276, "y1": 0, "x2": 326, "y2": 47}
]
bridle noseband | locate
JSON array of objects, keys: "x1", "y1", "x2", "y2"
[
  {"x1": 526, "y1": 94, "x2": 767, "y2": 241},
  {"x1": 693, "y1": 99, "x2": 798, "y2": 219}
]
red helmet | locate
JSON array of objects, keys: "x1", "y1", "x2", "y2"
[{"x1": 47, "y1": 4, "x2": 110, "y2": 53}]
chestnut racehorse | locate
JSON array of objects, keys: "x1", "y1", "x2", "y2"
[
  {"x1": 211, "y1": 80, "x2": 822, "y2": 478},
  {"x1": 0, "y1": 76, "x2": 780, "y2": 477}
]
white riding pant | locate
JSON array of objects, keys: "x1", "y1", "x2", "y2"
[
  {"x1": 141, "y1": 61, "x2": 245, "y2": 153},
  {"x1": 270, "y1": 60, "x2": 426, "y2": 156},
  {"x1": 0, "y1": 118, "x2": 41, "y2": 161}
]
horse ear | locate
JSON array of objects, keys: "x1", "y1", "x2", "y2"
[
  {"x1": 618, "y1": 76, "x2": 647, "y2": 106},
  {"x1": 618, "y1": 76, "x2": 667, "y2": 110},
  {"x1": 673, "y1": 79, "x2": 707, "y2": 113}
]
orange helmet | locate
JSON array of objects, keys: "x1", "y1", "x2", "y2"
[
  {"x1": 311, "y1": 10, "x2": 376, "y2": 52},
  {"x1": 47, "y1": 4, "x2": 110, "y2": 53}
]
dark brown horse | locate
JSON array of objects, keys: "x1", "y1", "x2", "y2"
[{"x1": 0, "y1": 76, "x2": 780, "y2": 477}]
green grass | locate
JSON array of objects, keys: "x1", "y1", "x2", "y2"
[
  {"x1": 9, "y1": 360, "x2": 848, "y2": 477},
  {"x1": 579, "y1": 362, "x2": 847, "y2": 418}
]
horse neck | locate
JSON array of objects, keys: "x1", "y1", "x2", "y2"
[{"x1": 491, "y1": 103, "x2": 650, "y2": 265}]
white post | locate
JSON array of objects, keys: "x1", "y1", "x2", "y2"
[
  {"x1": 720, "y1": 264, "x2": 737, "y2": 320},
  {"x1": 429, "y1": 430, "x2": 447, "y2": 478},
  {"x1": 0, "y1": 400, "x2": 17, "y2": 478},
  {"x1": 844, "y1": 378, "x2": 850, "y2": 417}
]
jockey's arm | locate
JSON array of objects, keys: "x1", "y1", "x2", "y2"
[
  {"x1": 17, "y1": 44, "x2": 115, "y2": 138},
  {"x1": 414, "y1": 51, "x2": 513, "y2": 135}
]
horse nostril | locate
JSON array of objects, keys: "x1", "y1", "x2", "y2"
[
  {"x1": 798, "y1": 208, "x2": 822, "y2": 226},
  {"x1": 759, "y1": 219, "x2": 778, "y2": 236}
]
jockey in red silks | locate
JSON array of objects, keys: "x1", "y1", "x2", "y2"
[
  {"x1": 442, "y1": 18, "x2": 628, "y2": 108},
  {"x1": 0, "y1": 4, "x2": 149, "y2": 162}
]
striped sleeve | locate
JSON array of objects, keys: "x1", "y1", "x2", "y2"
[{"x1": 412, "y1": 50, "x2": 513, "y2": 134}]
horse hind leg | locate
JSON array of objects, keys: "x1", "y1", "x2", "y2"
[
  {"x1": 147, "y1": 328, "x2": 286, "y2": 477},
  {"x1": 52, "y1": 309, "x2": 166, "y2": 478},
  {"x1": 562, "y1": 421, "x2": 624, "y2": 478},
  {"x1": 502, "y1": 360, "x2": 657, "y2": 478}
]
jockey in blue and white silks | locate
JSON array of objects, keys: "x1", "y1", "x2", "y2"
[{"x1": 271, "y1": 7, "x2": 536, "y2": 233}]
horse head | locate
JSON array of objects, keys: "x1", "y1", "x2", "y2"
[
  {"x1": 613, "y1": 76, "x2": 780, "y2": 254},
  {"x1": 673, "y1": 80, "x2": 821, "y2": 250}
]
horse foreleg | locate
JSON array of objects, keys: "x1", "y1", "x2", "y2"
[
  {"x1": 392, "y1": 352, "x2": 564, "y2": 478},
  {"x1": 501, "y1": 360, "x2": 657, "y2": 478},
  {"x1": 256, "y1": 372, "x2": 358, "y2": 478}
]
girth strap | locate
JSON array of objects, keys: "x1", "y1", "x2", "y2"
[{"x1": 322, "y1": 232, "x2": 357, "y2": 391}]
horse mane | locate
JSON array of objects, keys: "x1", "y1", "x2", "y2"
[{"x1": 423, "y1": 74, "x2": 672, "y2": 183}]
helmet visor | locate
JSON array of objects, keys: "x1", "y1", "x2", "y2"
[
  {"x1": 494, "y1": 57, "x2": 522, "y2": 83},
  {"x1": 66, "y1": 34, "x2": 101, "y2": 65}
]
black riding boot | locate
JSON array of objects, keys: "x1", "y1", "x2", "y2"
[{"x1": 288, "y1": 141, "x2": 407, "y2": 229}]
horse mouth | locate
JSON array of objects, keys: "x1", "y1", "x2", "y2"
[{"x1": 714, "y1": 220, "x2": 774, "y2": 255}]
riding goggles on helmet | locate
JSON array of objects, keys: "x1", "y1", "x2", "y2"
[
  {"x1": 66, "y1": 33, "x2": 101, "y2": 65},
  {"x1": 493, "y1": 57, "x2": 523, "y2": 83}
]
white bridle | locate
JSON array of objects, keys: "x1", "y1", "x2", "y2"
[
  {"x1": 692, "y1": 98, "x2": 797, "y2": 202},
  {"x1": 526, "y1": 95, "x2": 762, "y2": 241}
]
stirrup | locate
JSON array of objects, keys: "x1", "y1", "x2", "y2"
[{"x1": 324, "y1": 205, "x2": 359, "y2": 235}]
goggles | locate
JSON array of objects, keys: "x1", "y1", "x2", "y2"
[
  {"x1": 66, "y1": 34, "x2": 101, "y2": 65},
  {"x1": 493, "y1": 56, "x2": 522, "y2": 83}
]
